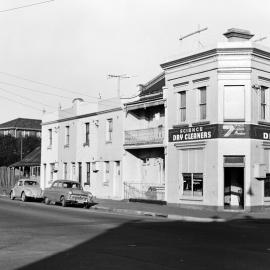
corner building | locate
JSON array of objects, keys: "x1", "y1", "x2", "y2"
[{"x1": 161, "y1": 29, "x2": 270, "y2": 210}]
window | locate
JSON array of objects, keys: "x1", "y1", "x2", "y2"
[
  {"x1": 86, "y1": 162, "x2": 90, "y2": 185},
  {"x1": 199, "y1": 86, "x2": 207, "y2": 120},
  {"x1": 63, "y1": 163, "x2": 68, "y2": 179},
  {"x1": 85, "y1": 122, "x2": 90, "y2": 145},
  {"x1": 183, "y1": 173, "x2": 203, "y2": 197},
  {"x1": 224, "y1": 86, "x2": 245, "y2": 121},
  {"x1": 104, "y1": 161, "x2": 110, "y2": 185},
  {"x1": 265, "y1": 174, "x2": 270, "y2": 197},
  {"x1": 260, "y1": 86, "x2": 269, "y2": 120},
  {"x1": 50, "y1": 163, "x2": 55, "y2": 181},
  {"x1": 65, "y1": 126, "x2": 70, "y2": 146},
  {"x1": 179, "y1": 91, "x2": 186, "y2": 122},
  {"x1": 106, "y1": 119, "x2": 113, "y2": 142},
  {"x1": 71, "y1": 162, "x2": 76, "y2": 180},
  {"x1": 48, "y1": 129, "x2": 52, "y2": 147}
]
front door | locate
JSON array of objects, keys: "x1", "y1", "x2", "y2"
[{"x1": 224, "y1": 156, "x2": 245, "y2": 209}]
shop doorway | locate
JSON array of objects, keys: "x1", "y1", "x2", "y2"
[{"x1": 224, "y1": 156, "x2": 244, "y2": 209}]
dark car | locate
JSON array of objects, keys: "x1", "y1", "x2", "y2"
[{"x1": 43, "y1": 180, "x2": 94, "y2": 208}]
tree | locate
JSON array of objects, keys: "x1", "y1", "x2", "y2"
[{"x1": 0, "y1": 135, "x2": 41, "y2": 166}]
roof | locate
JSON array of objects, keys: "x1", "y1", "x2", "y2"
[
  {"x1": 10, "y1": 146, "x2": 41, "y2": 167},
  {"x1": 0, "y1": 118, "x2": 41, "y2": 130},
  {"x1": 139, "y1": 72, "x2": 165, "y2": 97}
]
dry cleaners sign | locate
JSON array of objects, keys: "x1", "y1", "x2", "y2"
[{"x1": 169, "y1": 124, "x2": 270, "y2": 142}]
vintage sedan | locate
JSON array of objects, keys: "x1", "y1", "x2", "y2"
[
  {"x1": 10, "y1": 179, "x2": 43, "y2": 202},
  {"x1": 43, "y1": 180, "x2": 94, "y2": 208}
]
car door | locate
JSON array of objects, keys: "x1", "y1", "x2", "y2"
[
  {"x1": 14, "y1": 181, "x2": 23, "y2": 197},
  {"x1": 45, "y1": 181, "x2": 58, "y2": 201}
]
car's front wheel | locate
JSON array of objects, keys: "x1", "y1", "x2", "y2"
[
  {"x1": 10, "y1": 191, "x2": 15, "y2": 200},
  {"x1": 44, "y1": 197, "x2": 50, "y2": 205},
  {"x1": 60, "y1": 196, "x2": 67, "y2": 207},
  {"x1": 21, "y1": 192, "x2": 27, "y2": 202}
]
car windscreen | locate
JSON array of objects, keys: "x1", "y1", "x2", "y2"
[
  {"x1": 24, "y1": 181, "x2": 38, "y2": 186},
  {"x1": 62, "y1": 182, "x2": 81, "y2": 189}
]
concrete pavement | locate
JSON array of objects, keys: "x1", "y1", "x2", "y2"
[{"x1": 91, "y1": 198, "x2": 270, "y2": 222}]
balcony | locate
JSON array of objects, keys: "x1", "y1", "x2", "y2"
[{"x1": 124, "y1": 126, "x2": 164, "y2": 146}]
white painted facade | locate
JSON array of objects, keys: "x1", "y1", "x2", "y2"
[
  {"x1": 41, "y1": 98, "x2": 124, "y2": 200},
  {"x1": 162, "y1": 29, "x2": 270, "y2": 210}
]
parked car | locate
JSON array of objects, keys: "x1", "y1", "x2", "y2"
[
  {"x1": 10, "y1": 179, "x2": 43, "y2": 202},
  {"x1": 43, "y1": 180, "x2": 94, "y2": 208}
]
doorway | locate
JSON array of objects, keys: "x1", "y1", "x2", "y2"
[{"x1": 224, "y1": 156, "x2": 244, "y2": 209}]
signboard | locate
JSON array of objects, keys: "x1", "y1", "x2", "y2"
[{"x1": 169, "y1": 124, "x2": 270, "y2": 142}]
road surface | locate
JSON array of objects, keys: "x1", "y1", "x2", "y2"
[{"x1": 1, "y1": 197, "x2": 270, "y2": 269}]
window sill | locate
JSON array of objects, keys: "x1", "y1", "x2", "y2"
[
  {"x1": 83, "y1": 142, "x2": 89, "y2": 147},
  {"x1": 47, "y1": 145, "x2": 52, "y2": 150},
  {"x1": 258, "y1": 121, "x2": 270, "y2": 126},
  {"x1": 180, "y1": 196, "x2": 203, "y2": 201},
  {"x1": 64, "y1": 144, "x2": 69, "y2": 148},
  {"x1": 172, "y1": 123, "x2": 189, "y2": 129},
  {"x1": 192, "y1": 120, "x2": 210, "y2": 126},
  {"x1": 223, "y1": 119, "x2": 245, "y2": 122},
  {"x1": 103, "y1": 182, "x2": 109, "y2": 186},
  {"x1": 105, "y1": 141, "x2": 112, "y2": 144}
]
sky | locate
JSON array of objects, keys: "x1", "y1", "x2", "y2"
[{"x1": 0, "y1": 0, "x2": 269, "y2": 123}]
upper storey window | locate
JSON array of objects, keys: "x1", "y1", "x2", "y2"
[
  {"x1": 224, "y1": 86, "x2": 245, "y2": 121},
  {"x1": 199, "y1": 86, "x2": 207, "y2": 120},
  {"x1": 179, "y1": 91, "x2": 186, "y2": 122},
  {"x1": 260, "y1": 86, "x2": 269, "y2": 121}
]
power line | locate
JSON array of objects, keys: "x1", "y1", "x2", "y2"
[
  {"x1": 0, "y1": 71, "x2": 103, "y2": 101},
  {"x1": 0, "y1": 0, "x2": 54, "y2": 13},
  {"x1": 0, "y1": 86, "x2": 56, "y2": 110},
  {"x1": 0, "y1": 94, "x2": 42, "y2": 112}
]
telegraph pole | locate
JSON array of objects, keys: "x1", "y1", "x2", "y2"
[{"x1": 107, "y1": 74, "x2": 130, "y2": 97}]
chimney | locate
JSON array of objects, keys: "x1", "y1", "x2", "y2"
[{"x1": 223, "y1": 28, "x2": 254, "y2": 42}]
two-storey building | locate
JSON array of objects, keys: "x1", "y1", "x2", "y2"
[
  {"x1": 123, "y1": 73, "x2": 166, "y2": 201},
  {"x1": 41, "y1": 97, "x2": 123, "y2": 199},
  {"x1": 161, "y1": 28, "x2": 270, "y2": 210}
]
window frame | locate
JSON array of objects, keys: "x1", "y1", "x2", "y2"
[
  {"x1": 182, "y1": 173, "x2": 203, "y2": 197},
  {"x1": 85, "y1": 122, "x2": 90, "y2": 146},
  {"x1": 179, "y1": 91, "x2": 186, "y2": 123},
  {"x1": 48, "y1": 129, "x2": 52, "y2": 148},
  {"x1": 106, "y1": 118, "x2": 113, "y2": 142},
  {"x1": 199, "y1": 86, "x2": 207, "y2": 120},
  {"x1": 65, "y1": 126, "x2": 70, "y2": 147}
]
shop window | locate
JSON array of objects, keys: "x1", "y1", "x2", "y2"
[
  {"x1": 179, "y1": 91, "x2": 186, "y2": 122},
  {"x1": 183, "y1": 173, "x2": 203, "y2": 197},
  {"x1": 199, "y1": 86, "x2": 207, "y2": 120},
  {"x1": 264, "y1": 174, "x2": 270, "y2": 197},
  {"x1": 224, "y1": 85, "x2": 245, "y2": 121}
]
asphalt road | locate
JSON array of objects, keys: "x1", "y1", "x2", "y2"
[{"x1": 1, "y1": 197, "x2": 270, "y2": 270}]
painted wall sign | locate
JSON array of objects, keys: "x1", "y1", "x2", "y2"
[{"x1": 169, "y1": 124, "x2": 270, "y2": 142}]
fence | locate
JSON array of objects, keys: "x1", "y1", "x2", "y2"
[
  {"x1": 124, "y1": 182, "x2": 165, "y2": 201},
  {"x1": 0, "y1": 167, "x2": 21, "y2": 194}
]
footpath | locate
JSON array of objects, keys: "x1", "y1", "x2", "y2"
[{"x1": 91, "y1": 198, "x2": 270, "y2": 222}]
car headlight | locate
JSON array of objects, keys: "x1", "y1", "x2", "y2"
[
  {"x1": 68, "y1": 191, "x2": 73, "y2": 195},
  {"x1": 87, "y1": 193, "x2": 93, "y2": 201}
]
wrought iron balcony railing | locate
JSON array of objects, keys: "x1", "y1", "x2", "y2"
[{"x1": 124, "y1": 126, "x2": 164, "y2": 146}]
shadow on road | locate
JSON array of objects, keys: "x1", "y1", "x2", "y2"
[{"x1": 16, "y1": 217, "x2": 270, "y2": 270}]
